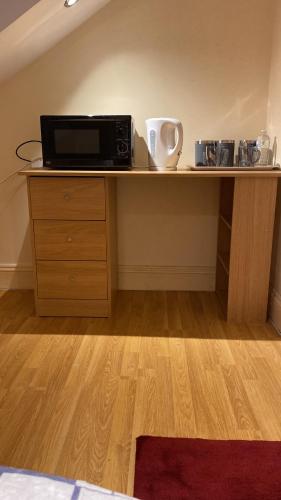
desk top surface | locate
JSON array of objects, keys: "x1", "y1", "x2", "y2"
[{"x1": 19, "y1": 165, "x2": 281, "y2": 178}]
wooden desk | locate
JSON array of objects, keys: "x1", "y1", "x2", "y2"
[{"x1": 20, "y1": 166, "x2": 281, "y2": 322}]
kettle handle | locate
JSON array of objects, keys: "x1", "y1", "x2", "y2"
[{"x1": 167, "y1": 121, "x2": 183, "y2": 158}]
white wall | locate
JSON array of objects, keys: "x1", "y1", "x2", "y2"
[{"x1": 0, "y1": 0, "x2": 275, "y2": 290}]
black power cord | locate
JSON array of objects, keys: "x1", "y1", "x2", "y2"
[{"x1": 16, "y1": 140, "x2": 42, "y2": 162}]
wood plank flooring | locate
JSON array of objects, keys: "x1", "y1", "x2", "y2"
[{"x1": 0, "y1": 290, "x2": 281, "y2": 496}]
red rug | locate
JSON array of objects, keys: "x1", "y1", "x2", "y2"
[{"x1": 134, "y1": 436, "x2": 281, "y2": 500}]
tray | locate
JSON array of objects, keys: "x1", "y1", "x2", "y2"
[{"x1": 191, "y1": 165, "x2": 279, "y2": 171}]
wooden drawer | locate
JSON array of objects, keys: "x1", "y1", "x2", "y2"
[
  {"x1": 29, "y1": 177, "x2": 105, "y2": 220},
  {"x1": 34, "y1": 220, "x2": 107, "y2": 260},
  {"x1": 37, "y1": 261, "x2": 108, "y2": 300}
]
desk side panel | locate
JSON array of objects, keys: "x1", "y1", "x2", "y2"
[
  {"x1": 228, "y1": 177, "x2": 277, "y2": 323},
  {"x1": 27, "y1": 177, "x2": 39, "y2": 313},
  {"x1": 105, "y1": 178, "x2": 118, "y2": 313}
]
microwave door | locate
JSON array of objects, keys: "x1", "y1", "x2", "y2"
[{"x1": 48, "y1": 120, "x2": 116, "y2": 166}]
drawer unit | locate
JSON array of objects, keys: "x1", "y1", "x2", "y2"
[
  {"x1": 25, "y1": 175, "x2": 117, "y2": 318},
  {"x1": 37, "y1": 261, "x2": 108, "y2": 300},
  {"x1": 30, "y1": 177, "x2": 106, "y2": 220},
  {"x1": 34, "y1": 220, "x2": 107, "y2": 261}
]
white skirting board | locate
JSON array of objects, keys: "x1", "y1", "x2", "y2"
[
  {"x1": 118, "y1": 265, "x2": 215, "y2": 291},
  {"x1": 0, "y1": 264, "x2": 34, "y2": 290},
  {"x1": 0, "y1": 264, "x2": 215, "y2": 292},
  {"x1": 269, "y1": 289, "x2": 281, "y2": 335}
]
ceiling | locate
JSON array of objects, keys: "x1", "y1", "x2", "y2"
[
  {"x1": 0, "y1": 0, "x2": 110, "y2": 83},
  {"x1": 0, "y1": 0, "x2": 41, "y2": 32}
]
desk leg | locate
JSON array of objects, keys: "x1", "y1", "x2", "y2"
[{"x1": 227, "y1": 177, "x2": 277, "y2": 323}]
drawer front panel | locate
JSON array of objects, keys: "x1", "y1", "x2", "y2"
[
  {"x1": 30, "y1": 177, "x2": 105, "y2": 220},
  {"x1": 34, "y1": 220, "x2": 107, "y2": 260},
  {"x1": 37, "y1": 261, "x2": 108, "y2": 300},
  {"x1": 37, "y1": 299, "x2": 109, "y2": 317}
]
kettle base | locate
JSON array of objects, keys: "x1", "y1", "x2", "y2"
[{"x1": 148, "y1": 165, "x2": 177, "y2": 171}]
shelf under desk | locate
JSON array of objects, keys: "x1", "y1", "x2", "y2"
[{"x1": 20, "y1": 166, "x2": 280, "y2": 323}]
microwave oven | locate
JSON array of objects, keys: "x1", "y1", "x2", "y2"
[{"x1": 40, "y1": 115, "x2": 134, "y2": 169}]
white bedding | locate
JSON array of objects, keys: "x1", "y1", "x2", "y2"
[{"x1": 0, "y1": 468, "x2": 138, "y2": 500}]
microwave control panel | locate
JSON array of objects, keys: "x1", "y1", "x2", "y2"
[{"x1": 115, "y1": 120, "x2": 130, "y2": 157}]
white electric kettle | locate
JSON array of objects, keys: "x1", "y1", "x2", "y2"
[{"x1": 146, "y1": 117, "x2": 183, "y2": 170}]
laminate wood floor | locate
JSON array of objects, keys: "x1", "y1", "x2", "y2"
[{"x1": 0, "y1": 290, "x2": 281, "y2": 496}]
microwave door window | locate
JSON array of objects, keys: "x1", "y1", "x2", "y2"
[{"x1": 54, "y1": 129, "x2": 100, "y2": 156}]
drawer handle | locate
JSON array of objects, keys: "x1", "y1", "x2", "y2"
[
  {"x1": 69, "y1": 274, "x2": 76, "y2": 283},
  {"x1": 67, "y1": 236, "x2": 73, "y2": 243},
  {"x1": 64, "y1": 193, "x2": 71, "y2": 201}
]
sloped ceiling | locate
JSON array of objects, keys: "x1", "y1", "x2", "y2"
[
  {"x1": 0, "y1": 0, "x2": 110, "y2": 83},
  {"x1": 0, "y1": 0, "x2": 41, "y2": 32}
]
